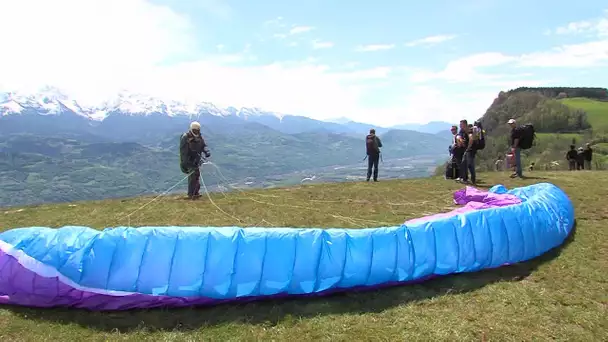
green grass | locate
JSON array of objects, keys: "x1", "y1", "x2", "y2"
[
  {"x1": 536, "y1": 132, "x2": 584, "y2": 143},
  {"x1": 595, "y1": 142, "x2": 608, "y2": 150},
  {"x1": 560, "y1": 97, "x2": 608, "y2": 132},
  {"x1": 1, "y1": 171, "x2": 608, "y2": 341}
]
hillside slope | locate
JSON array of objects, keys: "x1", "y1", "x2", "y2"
[
  {"x1": 0, "y1": 172, "x2": 606, "y2": 341},
  {"x1": 559, "y1": 97, "x2": 608, "y2": 132},
  {"x1": 462, "y1": 87, "x2": 608, "y2": 172}
]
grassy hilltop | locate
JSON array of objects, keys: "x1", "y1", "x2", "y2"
[{"x1": 1, "y1": 170, "x2": 607, "y2": 341}]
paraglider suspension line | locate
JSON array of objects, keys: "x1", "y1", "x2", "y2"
[{"x1": 122, "y1": 169, "x2": 196, "y2": 227}]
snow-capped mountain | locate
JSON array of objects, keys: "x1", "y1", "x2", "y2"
[
  {"x1": 97, "y1": 91, "x2": 234, "y2": 120},
  {"x1": 0, "y1": 86, "x2": 285, "y2": 121},
  {"x1": 0, "y1": 86, "x2": 363, "y2": 136},
  {"x1": 1, "y1": 86, "x2": 89, "y2": 118},
  {"x1": 0, "y1": 85, "x2": 451, "y2": 139}
]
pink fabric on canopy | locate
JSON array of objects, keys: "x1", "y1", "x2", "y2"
[{"x1": 405, "y1": 186, "x2": 522, "y2": 225}]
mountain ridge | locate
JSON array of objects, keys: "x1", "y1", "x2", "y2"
[{"x1": 0, "y1": 86, "x2": 452, "y2": 135}]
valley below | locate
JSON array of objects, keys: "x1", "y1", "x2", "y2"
[{"x1": 201, "y1": 154, "x2": 447, "y2": 193}]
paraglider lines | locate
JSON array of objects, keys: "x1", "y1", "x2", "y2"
[
  {"x1": 203, "y1": 162, "x2": 395, "y2": 228},
  {"x1": 117, "y1": 170, "x2": 195, "y2": 228}
]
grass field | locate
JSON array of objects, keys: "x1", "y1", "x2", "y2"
[
  {"x1": 536, "y1": 132, "x2": 585, "y2": 143},
  {"x1": 560, "y1": 97, "x2": 608, "y2": 132},
  {"x1": 1, "y1": 171, "x2": 607, "y2": 341}
]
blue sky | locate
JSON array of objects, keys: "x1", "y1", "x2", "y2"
[{"x1": 1, "y1": 0, "x2": 607, "y2": 126}]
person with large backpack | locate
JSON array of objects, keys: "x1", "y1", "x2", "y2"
[
  {"x1": 179, "y1": 121, "x2": 211, "y2": 199},
  {"x1": 508, "y1": 118, "x2": 535, "y2": 178},
  {"x1": 445, "y1": 125, "x2": 462, "y2": 179},
  {"x1": 457, "y1": 120, "x2": 477, "y2": 184},
  {"x1": 365, "y1": 128, "x2": 382, "y2": 182},
  {"x1": 472, "y1": 120, "x2": 486, "y2": 151}
]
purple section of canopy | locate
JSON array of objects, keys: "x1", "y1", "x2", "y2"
[
  {"x1": 405, "y1": 186, "x2": 522, "y2": 225},
  {"x1": 0, "y1": 187, "x2": 521, "y2": 311},
  {"x1": 0, "y1": 247, "x2": 433, "y2": 310}
]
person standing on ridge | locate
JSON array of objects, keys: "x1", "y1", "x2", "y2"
[
  {"x1": 456, "y1": 119, "x2": 476, "y2": 185},
  {"x1": 508, "y1": 118, "x2": 523, "y2": 178},
  {"x1": 179, "y1": 121, "x2": 211, "y2": 200},
  {"x1": 576, "y1": 147, "x2": 585, "y2": 170},
  {"x1": 566, "y1": 145, "x2": 577, "y2": 171},
  {"x1": 365, "y1": 128, "x2": 382, "y2": 182},
  {"x1": 446, "y1": 125, "x2": 462, "y2": 179},
  {"x1": 583, "y1": 143, "x2": 593, "y2": 170}
]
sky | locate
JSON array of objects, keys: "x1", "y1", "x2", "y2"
[{"x1": 0, "y1": 0, "x2": 607, "y2": 127}]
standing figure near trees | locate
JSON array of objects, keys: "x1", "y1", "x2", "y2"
[
  {"x1": 566, "y1": 145, "x2": 577, "y2": 170},
  {"x1": 508, "y1": 119, "x2": 523, "y2": 178},
  {"x1": 576, "y1": 147, "x2": 585, "y2": 170},
  {"x1": 507, "y1": 118, "x2": 535, "y2": 178},
  {"x1": 583, "y1": 143, "x2": 593, "y2": 169}
]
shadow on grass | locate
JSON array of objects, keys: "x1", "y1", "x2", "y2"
[
  {"x1": 3, "y1": 221, "x2": 577, "y2": 333},
  {"x1": 468, "y1": 175, "x2": 551, "y2": 189},
  {"x1": 520, "y1": 175, "x2": 549, "y2": 180}
]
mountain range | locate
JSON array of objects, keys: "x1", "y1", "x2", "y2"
[
  {"x1": 0, "y1": 86, "x2": 453, "y2": 207},
  {"x1": 0, "y1": 86, "x2": 452, "y2": 136}
]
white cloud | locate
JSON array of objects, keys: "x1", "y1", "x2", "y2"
[
  {"x1": 0, "y1": 0, "x2": 195, "y2": 104},
  {"x1": 529, "y1": 10, "x2": 608, "y2": 68},
  {"x1": 550, "y1": 10, "x2": 608, "y2": 37},
  {"x1": 270, "y1": 23, "x2": 315, "y2": 44},
  {"x1": 335, "y1": 67, "x2": 393, "y2": 81},
  {"x1": 394, "y1": 86, "x2": 493, "y2": 124},
  {"x1": 194, "y1": 0, "x2": 232, "y2": 20},
  {"x1": 555, "y1": 21, "x2": 597, "y2": 35},
  {"x1": 405, "y1": 34, "x2": 457, "y2": 47},
  {"x1": 517, "y1": 40, "x2": 608, "y2": 68},
  {"x1": 289, "y1": 26, "x2": 315, "y2": 35},
  {"x1": 355, "y1": 44, "x2": 396, "y2": 52},
  {"x1": 411, "y1": 11, "x2": 608, "y2": 85},
  {"x1": 409, "y1": 52, "x2": 518, "y2": 83},
  {"x1": 411, "y1": 38, "x2": 608, "y2": 84},
  {"x1": 312, "y1": 40, "x2": 334, "y2": 49},
  {"x1": 264, "y1": 16, "x2": 285, "y2": 27}
]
